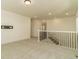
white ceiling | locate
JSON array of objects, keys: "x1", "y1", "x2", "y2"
[{"x1": 1, "y1": 0, "x2": 78, "y2": 19}]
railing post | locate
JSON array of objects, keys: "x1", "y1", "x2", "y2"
[{"x1": 38, "y1": 30, "x2": 40, "y2": 42}]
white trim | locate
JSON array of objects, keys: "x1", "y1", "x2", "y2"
[{"x1": 38, "y1": 30, "x2": 77, "y2": 33}]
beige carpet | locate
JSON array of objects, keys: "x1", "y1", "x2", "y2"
[{"x1": 1, "y1": 38, "x2": 77, "y2": 59}]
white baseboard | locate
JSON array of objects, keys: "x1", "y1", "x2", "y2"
[{"x1": 1, "y1": 38, "x2": 29, "y2": 45}]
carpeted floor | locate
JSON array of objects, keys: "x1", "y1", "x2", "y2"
[{"x1": 1, "y1": 38, "x2": 77, "y2": 59}]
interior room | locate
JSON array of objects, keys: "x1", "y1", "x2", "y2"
[{"x1": 1, "y1": 0, "x2": 78, "y2": 59}]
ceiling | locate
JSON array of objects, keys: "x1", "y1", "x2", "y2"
[{"x1": 1, "y1": 0, "x2": 78, "y2": 19}]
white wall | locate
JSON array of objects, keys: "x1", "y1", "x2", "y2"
[
  {"x1": 31, "y1": 19, "x2": 42, "y2": 37},
  {"x1": 1, "y1": 10, "x2": 31, "y2": 44},
  {"x1": 31, "y1": 17, "x2": 76, "y2": 37},
  {"x1": 47, "y1": 17, "x2": 76, "y2": 31}
]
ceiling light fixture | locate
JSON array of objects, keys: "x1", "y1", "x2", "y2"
[
  {"x1": 34, "y1": 16, "x2": 37, "y2": 18},
  {"x1": 65, "y1": 12, "x2": 69, "y2": 15},
  {"x1": 48, "y1": 12, "x2": 52, "y2": 15},
  {"x1": 24, "y1": 0, "x2": 31, "y2": 5}
]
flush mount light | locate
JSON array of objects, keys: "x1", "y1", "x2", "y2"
[
  {"x1": 65, "y1": 12, "x2": 69, "y2": 15},
  {"x1": 24, "y1": 0, "x2": 31, "y2": 5},
  {"x1": 48, "y1": 12, "x2": 52, "y2": 15},
  {"x1": 34, "y1": 16, "x2": 37, "y2": 18}
]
